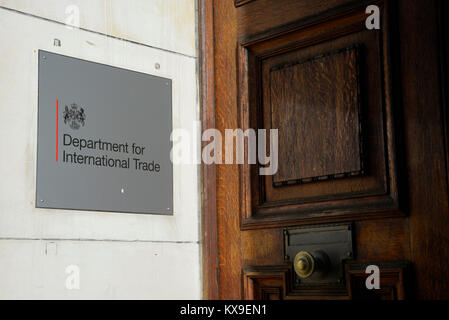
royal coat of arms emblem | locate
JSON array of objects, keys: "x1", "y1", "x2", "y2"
[{"x1": 63, "y1": 103, "x2": 86, "y2": 130}]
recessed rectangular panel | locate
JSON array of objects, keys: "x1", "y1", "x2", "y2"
[
  {"x1": 36, "y1": 50, "x2": 173, "y2": 215},
  {"x1": 238, "y1": 0, "x2": 404, "y2": 229},
  {"x1": 270, "y1": 46, "x2": 362, "y2": 186}
]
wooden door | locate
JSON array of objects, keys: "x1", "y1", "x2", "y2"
[{"x1": 200, "y1": 0, "x2": 449, "y2": 299}]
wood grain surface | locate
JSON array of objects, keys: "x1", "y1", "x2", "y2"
[
  {"x1": 201, "y1": 0, "x2": 449, "y2": 299},
  {"x1": 270, "y1": 47, "x2": 362, "y2": 184}
]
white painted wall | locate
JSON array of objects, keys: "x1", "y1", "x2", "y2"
[{"x1": 0, "y1": 0, "x2": 200, "y2": 299}]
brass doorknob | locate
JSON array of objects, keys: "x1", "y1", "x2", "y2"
[{"x1": 294, "y1": 251, "x2": 315, "y2": 278}]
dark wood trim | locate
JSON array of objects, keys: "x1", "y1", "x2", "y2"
[
  {"x1": 199, "y1": 0, "x2": 219, "y2": 300},
  {"x1": 404, "y1": 0, "x2": 449, "y2": 299},
  {"x1": 243, "y1": 265, "x2": 350, "y2": 299},
  {"x1": 235, "y1": 0, "x2": 256, "y2": 8},
  {"x1": 437, "y1": 0, "x2": 449, "y2": 199},
  {"x1": 345, "y1": 261, "x2": 411, "y2": 300},
  {"x1": 237, "y1": 0, "x2": 374, "y2": 45}
]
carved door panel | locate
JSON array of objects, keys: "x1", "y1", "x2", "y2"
[{"x1": 201, "y1": 0, "x2": 449, "y2": 299}]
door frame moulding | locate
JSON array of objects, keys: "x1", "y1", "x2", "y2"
[{"x1": 199, "y1": 0, "x2": 219, "y2": 300}]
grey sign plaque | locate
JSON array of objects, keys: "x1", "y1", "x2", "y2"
[{"x1": 36, "y1": 50, "x2": 173, "y2": 215}]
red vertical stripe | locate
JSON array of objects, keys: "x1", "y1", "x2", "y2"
[{"x1": 56, "y1": 99, "x2": 59, "y2": 162}]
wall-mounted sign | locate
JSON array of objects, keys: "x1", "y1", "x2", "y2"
[{"x1": 36, "y1": 51, "x2": 173, "y2": 215}]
